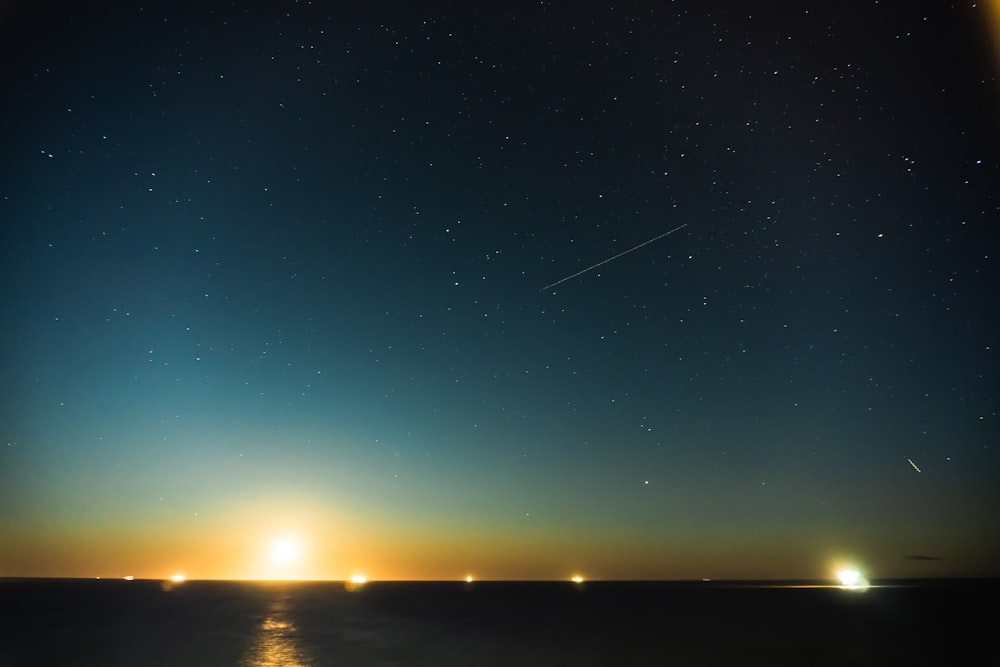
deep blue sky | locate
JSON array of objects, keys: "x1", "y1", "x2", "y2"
[{"x1": 1, "y1": 1, "x2": 998, "y2": 580}]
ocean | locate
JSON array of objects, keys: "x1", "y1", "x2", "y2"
[{"x1": 0, "y1": 578, "x2": 990, "y2": 665}]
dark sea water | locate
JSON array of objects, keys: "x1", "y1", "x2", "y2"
[{"x1": 0, "y1": 578, "x2": 990, "y2": 666}]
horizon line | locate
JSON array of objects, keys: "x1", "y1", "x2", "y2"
[{"x1": 1, "y1": 575, "x2": 990, "y2": 584}]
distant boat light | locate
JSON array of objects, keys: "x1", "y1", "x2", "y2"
[{"x1": 836, "y1": 568, "x2": 869, "y2": 591}]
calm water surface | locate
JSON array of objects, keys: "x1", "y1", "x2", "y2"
[{"x1": 0, "y1": 579, "x2": 990, "y2": 666}]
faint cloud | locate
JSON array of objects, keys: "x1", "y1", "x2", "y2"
[{"x1": 904, "y1": 554, "x2": 943, "y2": 561}]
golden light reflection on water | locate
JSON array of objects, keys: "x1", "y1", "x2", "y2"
[{"x1": 242, "y1": 589, "x2": 311, "y2": 667}]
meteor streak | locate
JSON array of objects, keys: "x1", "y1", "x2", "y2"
[
  {"x1": 541, "y1": 223, "x2": 688, "y2": 291},
  {"x1": 907, "y1": 457, "x2": 922, "y2": 473}
]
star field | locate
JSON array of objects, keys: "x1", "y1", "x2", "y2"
[{"x1": 1, "y1": 1, "x2": 998, "y2": 581}]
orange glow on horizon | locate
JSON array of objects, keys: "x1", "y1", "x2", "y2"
[
  {"x1": 3, "y1": 502, "x2": 948, "y2": 581},
  {"x1": 270, "y1": 537, "x2": 301, "y2": 566},
  {"x1": 987, "y1": 0, "x2": 1000, "y2": 72}
]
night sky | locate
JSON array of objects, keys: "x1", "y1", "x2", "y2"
[{"x1": 2, "y1": 1, "x2": 998, "y2": 582}]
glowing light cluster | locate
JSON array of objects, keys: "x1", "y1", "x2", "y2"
[{"x1": 836, "y1": 568, "x2": 870, "y2": 591}]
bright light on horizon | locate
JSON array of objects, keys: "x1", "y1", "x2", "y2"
[
  {"x1": 836, "y1": 568, "x2": 870, "y2": 591},
  {"x1": 350, "y1": 574, "x2": 367, "y2": 584},
  {"x1": 571, "y1": 575, "x2": 584, "y2": 583},
  {"x1": 170, "y1": 573, "x2": 186, "y2": 583},
  {"x1": 270, "y1": 537, "x2": 302, "y2": 566}
]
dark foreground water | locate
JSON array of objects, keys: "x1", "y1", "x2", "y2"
[{"x1": 0, "y1": 578, "x2": 991, "y2": 666}]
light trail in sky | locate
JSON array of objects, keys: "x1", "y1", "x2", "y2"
[
  {"x1": 907, "y1": 457, "x2": 922, "y2": 473},
  {"x1": 541, "y1": 223, "x2": 688, "y2": 291}
]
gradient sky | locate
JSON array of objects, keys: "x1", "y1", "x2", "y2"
[{"x1": 1, "y1": 1, "x2": 998, "y2": 581}]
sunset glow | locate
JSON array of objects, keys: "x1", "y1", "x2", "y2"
[{"x1": 270, "y1": 537, "x2": 301, "y2": 566}]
